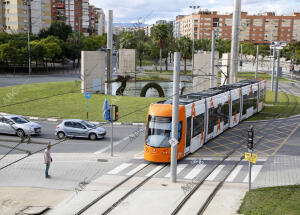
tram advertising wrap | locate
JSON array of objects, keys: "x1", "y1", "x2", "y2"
[{"x1": 144, "y1": 79, "x2": 266, "y2": 163}]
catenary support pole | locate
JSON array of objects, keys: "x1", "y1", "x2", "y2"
[
  {"x1": 107, "y1": 10, "x2": 113, "y2": 95},
  {"x1": 271, "y1": 48, "x2": 275, "y2": 91},
  {"x1": 255, "y1": 45, "x2": 259, "y2": 79},
  {"x1": 229, "y1": 0, "x2": 242, "y2": 84},
  {"x1": 275, "y1": 49, "x2": 280, "y2": 103},
  {"x1": 171, "y1": 52, "x2": 180, "y2": 183},
  {"x1": 210, "y1": 29, "x2": 216, "y2": 88}
]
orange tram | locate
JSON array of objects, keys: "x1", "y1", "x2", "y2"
[{"x1": 144, "y1": 79, "x2": 266, "y2": 163}]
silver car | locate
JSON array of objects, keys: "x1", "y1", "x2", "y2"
[
  {"x1": 55, "y1": 119, "x2": 106, "y2": 140},
  {"x1": 0, "y1": 114, "x2": 41, "y2": 137}
]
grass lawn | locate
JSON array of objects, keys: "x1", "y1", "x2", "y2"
[
  {"x1": 143, "y1": 70, "x2": 192, "y2": 76},
  {"x1": 248, "y1": 90, "x2": 300, "y2": 121},
  {"x1": 238, "y1": 185, "x2": 300, "y2": 215},
  {"x1": 218, "y1": 71, "x2": 289, "y2": 82},
  {"x1": 0, "y1": 81, "x2": 162, "y2": 123},
  {"x1": 0, "y1": 81, "x2": 299, "y2": 122}
]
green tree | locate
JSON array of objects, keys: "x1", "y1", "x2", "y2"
[
  {"x1": 176, "y1": 36, "x2": 193, "y2": 74},
  {"x1": 39, "y1": 22, "x2": 73, "y2": 41},
  {"x1": 118, "y1": 32, "x2": 136, "y2": 49},
  {"x1": 31, "y1": 40, "x2": 44, "y2": 68},
  {"x1": 151, "y1": 24, "x2": 170, "y2": 72}
]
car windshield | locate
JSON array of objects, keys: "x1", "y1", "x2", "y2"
[
  {"x1": 146, "y1": 115, "x2": 172, "y2": 148},
  {"x1": 10, "y1": 117, "x2": 29, "y2": 124},
  {"x1": 81, "y1": 121, "x2": 96, "y2": 129}
]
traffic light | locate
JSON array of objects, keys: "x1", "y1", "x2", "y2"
[
  {"x1": 247, "y1": 126, "x2": 254, "y2": 150},
  {"x1": 114, "y1": 105, "x2": 119, "y2": 121}
]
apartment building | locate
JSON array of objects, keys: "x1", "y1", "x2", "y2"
[
  {"x1": 88, "y1": 5, "x2": 104, "y2": 35},
  {"x1": 31, "y1": 0, "x2": 51, "y2": 34},
  {"x1": 0, "y1": 0, "x2": 28, "y2": 33},
  {"x1": 174, "y1": 11, "x2": 300, "y2": 44}
]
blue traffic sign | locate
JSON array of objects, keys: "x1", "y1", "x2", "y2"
[{"x1": 85, "y1": 92, "x2": 92, "y2": 99}]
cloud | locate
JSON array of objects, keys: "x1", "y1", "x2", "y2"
[{"x1": 89, "y1": 0, "x2": 300, "y2": 24}]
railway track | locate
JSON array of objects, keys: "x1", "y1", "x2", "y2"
[{"x1": 75, "y1": 163, "x2": 167, "y2": 215}]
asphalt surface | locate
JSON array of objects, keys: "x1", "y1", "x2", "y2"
[{"x1": 0, "y1": 122, "x2": 144, "y2": 155}]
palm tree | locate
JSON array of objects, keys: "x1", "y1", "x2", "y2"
[
  {"x1": 176, "y1": 36, "x2": 193, "y2": 74},
  {"x1": 151, "y1": 24, "x2": 169, "y2": 72}
]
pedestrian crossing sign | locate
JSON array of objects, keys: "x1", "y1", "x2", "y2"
[{"x1": 245, "y1": 152, "x2": 258, "y2": 164}]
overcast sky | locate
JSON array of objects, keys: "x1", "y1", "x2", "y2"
[{"x1": 89, "y1": 0, "x2": 300, "y2": 24}]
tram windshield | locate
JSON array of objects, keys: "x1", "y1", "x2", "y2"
[{"x1": 146, "y1": 115, "x2": 172, "y2": 148}]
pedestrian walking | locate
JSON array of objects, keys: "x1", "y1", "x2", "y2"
[{"x1": 44, "y1": 144, "x2": 52, "y2": 178}]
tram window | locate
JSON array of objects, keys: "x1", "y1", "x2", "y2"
[
  {"x1": 221, "y1": 101, "x2": 229, "y2": 125},
  {"x1": 186, "y1": 117, "x2": 192, "y2": 147},
  {"x1": 232, "y1": 99, "x2": 240, "y2": 115},
  {"x1": 260, "y1": 88, "x2": 265, "y2": 102},
  {"x1": 242, "y1": 94, "x2": 250, "y2": 115},
  {"x1": 252, "y1": 90, "x2": 258, "y2": 107},
  {"x1": 207, "y1": 107, "x2": 215, "y2": 134},
  {"x1": 193, "y1": 113, "x2": 204, "y2": 137},
  {"x1": 146, "y1": 115, "x2": 172, "y2": 148}
]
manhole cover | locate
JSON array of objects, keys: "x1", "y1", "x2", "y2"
[{"x1": 97, "y1": 159, "x2": 108, "y2": 162}]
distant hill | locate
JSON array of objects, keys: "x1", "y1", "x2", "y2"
[{"x1": 113, "y1": 23, "x2": 147, "y2": 27}]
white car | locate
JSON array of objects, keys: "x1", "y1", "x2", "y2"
[
  {"x1": 55, "y1": 119, "x2": 106, "y2": 140},
  {"x1": 0, "y1": 114, "x2": 41, "y2": 137}
]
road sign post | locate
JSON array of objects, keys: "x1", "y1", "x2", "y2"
[
  {"x1": 247, "y1": 126, "x2": 254, "y2": 191},
  {"x1": 85, "y1": 92, "x2": 91, "y2": 120}
]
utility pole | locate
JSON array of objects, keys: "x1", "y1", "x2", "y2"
[
  {"x1": 255, "y1": 45, "x2": 259, "y2": 79},
  {"x1": 170, "y1": 52, "x2": 180, "y2": 183},
  {"x1": 210, "y1": 29, "x2": 216, "y2": 88},
  {"x1": 107, "y1": 10, "x2": 113, "y2": 95},
  {"x1": 26, "y1": 0, "x2": 31, "y2": 78},
  {"x1": 275, "y1": 49, "x2": 280, "y2": 103},
  {"x1": 229, "y1": 0, "x2": 242, "y2": 84},
  {"x1": 240, "y1": 44, "x2": 243, "y2": 67},
  {"x1": 271, "y1": 48, "x2": 275, "y2": 91}
]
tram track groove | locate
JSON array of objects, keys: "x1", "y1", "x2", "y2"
[
  {"x1": 101, "y1": 164, "x2": 168, "y2": 215},
  {"x1": 75, "y1": 163, "x2": 153, "y2": 215}
]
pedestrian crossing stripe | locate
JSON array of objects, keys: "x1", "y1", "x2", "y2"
[{"x1": 106, "y1": 158, "x2": 267, "y2": 183}]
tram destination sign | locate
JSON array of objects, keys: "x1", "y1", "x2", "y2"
[{"x1": 245, "y1": 152, "x2": 258, "y2": 164}]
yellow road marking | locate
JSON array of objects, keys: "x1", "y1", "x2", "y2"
[{"x1": 272, "y1": 121, "x2": 300, "y2": 156}]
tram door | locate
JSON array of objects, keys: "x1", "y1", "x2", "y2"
[{"x1": 185, "y1": 116, "x2": 192, "y2": 155}]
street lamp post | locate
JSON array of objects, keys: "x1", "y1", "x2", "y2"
[
  {"x1": 26, "y1": 0, "x2": 32, "y2": 78},
  {"x1": 189, "y1": 6, "x2": 200, "y2": 73}
]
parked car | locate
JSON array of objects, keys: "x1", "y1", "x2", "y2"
[
  {"x1": 55, "y1": 119, "x2": 106, "y2": 140},
  {"x1": 0, "y1": 114, "x2": 41, "y2": 137}
]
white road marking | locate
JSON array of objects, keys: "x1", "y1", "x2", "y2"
[
  {"x1": 164, "y1": 164, "x2": 188, "y2": 178},
  {"x1": 94, "y1": 136, "x2": 130, "y2": 154},
  {"x1": 145, "y1": 166, "x2": 164, "y2": 177},
  {"x1": 243, "y1": 165, "x2": 263, "y2": 183},
  {"x1": 226, "y1": 165, "x2": 244, "y2": 182},
  {"x1": 126, "y1": 164, "x2": 148, "y2": 176},
  {"x1": 206, "y1": 165, "x2": 225, "y2": 181},
  {"x1": 184, "y1": 164, "x2": 206, "y2": 180},
  {"x1": 107, "y1": 163, "x2": 132, "y2": 175}
]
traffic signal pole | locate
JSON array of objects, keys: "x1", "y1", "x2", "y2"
[{"x1": 247, "y1": 126, "x2": 254, "y2": 191}]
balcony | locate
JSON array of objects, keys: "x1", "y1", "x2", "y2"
[{"x1": 56, "y1": 3, "x2": 64, "y2": 9}]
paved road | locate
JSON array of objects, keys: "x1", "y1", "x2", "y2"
[
  {"x1": 0, "y1": 74, "x2": 81, "y2": 88},
  {"x1": 0, "y1": 122, "x2": 144, "y2": 155}
]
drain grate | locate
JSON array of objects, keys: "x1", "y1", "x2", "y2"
[{"x1": 97, "y1": 159, "x2": 108, "y2": 162}]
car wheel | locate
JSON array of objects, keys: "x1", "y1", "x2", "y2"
[
  {"x1": 57, "y1": 131, "x2": 66, "y2": 139},
  {"x1": 16, "y1": 129, "x2": 25, "y2": 138},
  {"x1": 89, "y1": 133, "x2": 97, "y2": 141}
]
